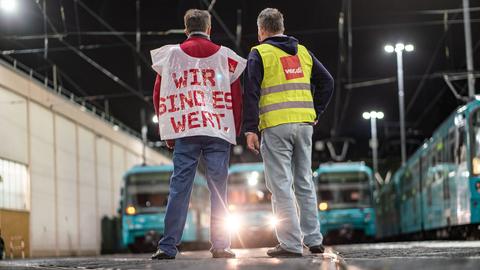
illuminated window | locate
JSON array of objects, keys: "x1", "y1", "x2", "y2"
[{"x1": 0, "y1": 158, "x2": 29, "y2": 211}]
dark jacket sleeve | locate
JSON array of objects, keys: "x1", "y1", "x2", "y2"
[
  {"x1": 309, "y1": 51, "x2": 334, "y2": 119},
  {"x1": 242, "y1": 49, "x2": 264, "y2": 133}
]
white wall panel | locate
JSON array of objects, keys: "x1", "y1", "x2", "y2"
[
  {"x1": 29, "y1": 102, "x2": 56, "y2": 254},
  {"x1": 112, "y1": 144, "x2": 125, "y2": 214},
  {"x1": 96, "y1": 138, "x2": 112, "y2": 218},
  {"x1": 0, "y1": 87, "x2": 27, "y2": 164},
  {"x1": 125, "y1": 151, "x2": 141, "y2": 170},
  {"x1": 54, "y1": 116, "x2": 79, "y2": 253},
  {"x1": 77, "y1": 127, "x2": 98, "y2": 252}
]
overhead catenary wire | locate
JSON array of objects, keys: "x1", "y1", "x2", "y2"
[
  {"x1": 75, "y1": 0, "x2": 151, "y2": 69},
  {"x1": 405, "y1": 5, "x2": 463, "y2": 117},
  {"x1": 34, "y1": 1, "x2": 147, "y2": 103}
]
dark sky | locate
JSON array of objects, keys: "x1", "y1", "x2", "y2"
[{"x1": 1, "y1": 0, "x2": 479, "y2": 170}]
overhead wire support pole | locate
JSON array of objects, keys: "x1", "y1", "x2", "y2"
[
  {"x1": 42, "y1": 0, "x2": 48, "y2": 59},
  {"x1": 73, "y1": 0, "x2": 82, "y2": 45},
  {"x1": 463, "y1": 0, "x2": 476, "y2": 97},
  {"x1": 235, "y1": 9, "x2": 242, "y2": 50},
  {"x1": 135, "y1": 0, "x2": 143, "y2": 95},
  {"x1": 332, "y1": 1, "x2": 346, "y2": 137}
]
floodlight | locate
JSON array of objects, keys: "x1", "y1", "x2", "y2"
[
  {"x1": 405, "y1": 44, "x2": 414, "y2": 52},
  {"x1": 0, "y1": 0, "x2": 17, "y2": 13},
  {"x1": 362, "y1": 112, "x2": 371, "y2": 119},
  {"x1": 384, "y1": 45, "x2": 394, "y2": 53}
]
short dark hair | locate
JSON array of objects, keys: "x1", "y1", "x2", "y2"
[
  {"x1": 184, "y1": 9, "x2": 211, "y2": 33},
  {"x1": 257, "y1": 8, "x2": 284, "y2": 34}
]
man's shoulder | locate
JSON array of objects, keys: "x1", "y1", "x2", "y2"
[{"x1": 151, "y1": 44, "x2": 180, "y2": 58}]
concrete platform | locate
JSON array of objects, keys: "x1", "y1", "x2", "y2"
[{"x1": 1, "y1": 241, "x2": 479, "y2": 270}]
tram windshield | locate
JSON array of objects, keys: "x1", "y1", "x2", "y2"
[
  {"x1": 227, "y1": 171, "x2": 272, "y2": 207},
  {"x1": 125, "y1": 172, "x2": 171, "y2": 213},
  {"x1": 316, "y1": 171, "x2": 372, "y2": 209}
]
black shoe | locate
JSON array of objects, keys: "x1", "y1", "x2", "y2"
[
  {"x1": 211, "y1": 248, "x2": 236, "y2": 258},
  {"x1": 309, "y1": 245, "x2": 325, "y2": 254},
  {"x1": 151, "y1": 249, "x2": 175, "y2": 260},
  {"x1": 267, "y1": 245, "x2": 302, "y2": 258}
]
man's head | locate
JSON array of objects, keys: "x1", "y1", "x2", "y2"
[
  {"x1": 184, "y1": 9, "x2": 211, "y2": 36},
  {"x1": 257, "y1": 8, "x2": 285, "y2": 42}
]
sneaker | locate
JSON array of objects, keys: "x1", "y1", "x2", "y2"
[
  {"x1": 309, "y1": 245, "x2": 325, "y2": 254},
  {"x1": 211, "y1": 248, "x2": 236, "y2": 258},
  {"x1": 266, "y1": 245, "x2": 302, "y2": 258},
  {"x1": 151, "y1": 249, "x2": 175, "y2": 260}
]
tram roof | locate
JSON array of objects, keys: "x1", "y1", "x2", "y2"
[
  {"x1": 315, "y1": 162, "x2": 373, "y2": 176},
  {"x1": 229, "y1": 162, "x2": 264, "y2": 174},
  {"x1": 123, "y1": 164, "x2": 174, "y2": 178}
]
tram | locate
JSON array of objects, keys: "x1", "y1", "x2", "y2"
[
  {"x1": 120, "y1": 165, "x2": 209, "y2": 252},
  {"x1": 376, "y1": 99, "x2": 480, "y2": 239},
  {"x1": 226, "y1": 163, "x2": 278, "y2": 247},
  {"x1": 314, "y1": 162, "x2": 376, "y2": 244}
]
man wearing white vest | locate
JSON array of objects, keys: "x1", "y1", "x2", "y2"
[
  {"x1": 244, "y1": 8, "x2": 334, "y2": 257},
  {"x1": 150, "y1": 9, "x2": 246, "y2": 260}
]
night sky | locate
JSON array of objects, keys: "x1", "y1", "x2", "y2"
[{"x1": 1, "y1": 0, "x2": 479, "y2": 172}]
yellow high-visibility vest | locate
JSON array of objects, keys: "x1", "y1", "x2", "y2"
[{"x1": 253, "y1": 43, "x2": 316, "y2": 131}]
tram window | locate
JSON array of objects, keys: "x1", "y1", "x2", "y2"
[
  {"x1": 319, "y1": 190, "x2": 333, "y2": 201},
  {"x1": 125, "y1": 172, "x2": 172, "y2": 212},
  {"x1": 470, "y1": 109, "x2": 480, "y2": 175},
  {"x1": 317, "y1": 171, "x2": 371, "y2": 208},
  {"x1": 228, "y1": 188, "x2": 271, "y2": 205},
  {"x1": 447, "y1": 129, "x2": 455, "y2": 164},
  {"x1": 227, "y1": 171, "x2": 271, "y2": 206},
  {"x1": 455, "y1": 125, "x2": 467, "y2": 165}
]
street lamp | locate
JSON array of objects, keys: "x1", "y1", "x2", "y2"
[
  {"x1": 0, "y1": 0, "x2": 17, "y2": 13},
  {"x1": 363, "y1": 111, "x2": 384, "y2": 185},
  {"x1": 384, "y1": 42, "x2": 414, "y2": 165},
  {"x1": 152, "y1": 115, "x2": 158, "y2": 124}
]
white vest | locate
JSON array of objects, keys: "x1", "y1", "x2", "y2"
[{"x1": 151, "y1": 44, "x2": 246, "y2": 145}]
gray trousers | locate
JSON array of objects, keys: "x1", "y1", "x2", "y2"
[{"x1": 261, "y1": 123, "x2": 323, "y2": 253}]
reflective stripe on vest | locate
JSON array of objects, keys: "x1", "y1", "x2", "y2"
[
  {"x1": 253, "y1": 43, "x2": 316, "y2": 130},
  {"x1": 259, "y1": 101, "x2": 314, "y2": 114}
]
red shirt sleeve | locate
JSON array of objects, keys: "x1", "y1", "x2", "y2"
[
  {"x1": 153, "y1": 74, "x2": 161, "y2": 116},
  {"x1": 230, "y1": 78, "x2": 243, "y2": 136}
]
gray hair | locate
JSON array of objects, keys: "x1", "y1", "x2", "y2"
[
  {"x1": 184, "y1": 9, "x2": 211, "y2": 33},
  {"x1": 257, "y1": 8, "x2": 285, "y2": 34}
]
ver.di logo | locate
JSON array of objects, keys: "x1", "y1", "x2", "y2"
[{"x1": 280, "y1": 55, "x2": 304, "y2": 80}]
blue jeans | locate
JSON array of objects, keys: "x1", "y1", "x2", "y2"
[{"x1": 158, "y1": 136, "x2": 231, "y2": 256}]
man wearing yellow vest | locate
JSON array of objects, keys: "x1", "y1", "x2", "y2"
[{"x1": 244, "y1": 8, "x2": 334, "y2": 257}]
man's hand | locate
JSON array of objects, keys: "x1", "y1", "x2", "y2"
[
  {"x1": 246, "y1": 133, "x2": 260, "y2": 155},
  {"x1": 166, "y1": 140, "x2": 175, "y2": 149}
]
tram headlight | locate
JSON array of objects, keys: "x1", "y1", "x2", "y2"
[
  {"x1": 126, "y1": 205, "x2": 136, "y2": 215},
  {"x1": 473, "y1": 157, "x2": 480, "y2": 175},
  {"x1": 224, "y1": 214, "x2": 241, "y2": 233},
  {"x1": 268, "y1": 215, "x2": 279, "y2": 228},
  {"x1": 319, "y1": 202, "x2": 328, "y2": 211}
]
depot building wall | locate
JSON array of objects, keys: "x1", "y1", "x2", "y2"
[{"x1": 0, "y1": 61, "x2": 171, "y2": 257}]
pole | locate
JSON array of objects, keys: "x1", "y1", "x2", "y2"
[
  {"x1": 463, "y1": 0, "x2": 476, "y2": 97},
  {"x1": 43, "y1": 0, "x2": 48, "y2": 59},
  {"x1": 235, "y1": 9, "x2": 242, "y2": 51},
  {"x1": 396, "y1": 49, "x2": 407, "y2": 165},
  {"x1": 140, "y1": 109, "x2": 147, "y2": 165},
  {"x1": 370, "y1": 116, "x2": 378, "y2": 187}
]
